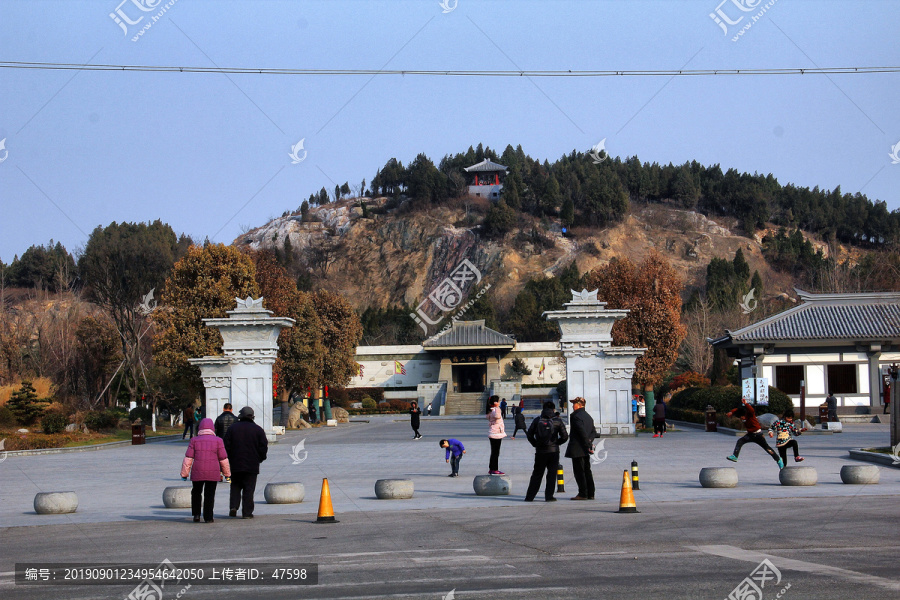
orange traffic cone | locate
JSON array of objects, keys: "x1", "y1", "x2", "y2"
[
  {"x1": 618, "y1": 469, "x2": 639, "y2": 513},
  {"x1": 316, "y1": 478, "x2": 339, "y2": 523}
]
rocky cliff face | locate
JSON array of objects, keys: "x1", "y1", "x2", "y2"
[{"x1": 234, "y1": 198, "x2": 787, "y2": 312}]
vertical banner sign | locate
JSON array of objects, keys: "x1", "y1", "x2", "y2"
[{"x1": 742, "y1": 378, "x2": 769, "y2": 405}]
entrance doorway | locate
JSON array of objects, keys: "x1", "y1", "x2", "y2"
[{"x1": 455, "y1": 365, "x2": 486, "y2": 393}]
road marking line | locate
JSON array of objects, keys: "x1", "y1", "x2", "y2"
[{"x1": 689, "y1": 544, "x2": 900, "y2": 592}]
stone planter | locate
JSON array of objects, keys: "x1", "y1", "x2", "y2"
[
  {"x1": 34, "y1": 491, "x2": 78, "y2": 514},
  {"x1": 473, "y1": 474, "x2": 511, "y2": 496},
  {"x1": 839, "y1": 465, "x2": 880, "y2": 485},
  {"x1": 779, "y1": 466, "x2": 817, "y2": 486},
  {"x1": 374, "y1": 479, "x2": 414, "y2": 499},
  {"x1": 264, "y1": 482, "x2": 305, "y2": 504},
  {"x1": 699, "y1": 467, "x2": 738, "y2": 488},
  {"x1": 162, "y1": 486, "x2": 192, "y2": 508}
]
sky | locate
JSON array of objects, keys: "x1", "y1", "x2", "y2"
[{"x1": 0, "y1": 0, "x2": 898, "y2": 261}]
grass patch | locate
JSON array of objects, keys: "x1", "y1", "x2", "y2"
[
  {"x1": 862, "y1": 447, "x2": 895, "y2": 455},
  {"x1": 0, "y1": 425, "x2": 180, "y2": 451}
]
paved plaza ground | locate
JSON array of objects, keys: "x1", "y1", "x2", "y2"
[{"x1": 1, "y1": 416, "x2": 898, "y2": 599}]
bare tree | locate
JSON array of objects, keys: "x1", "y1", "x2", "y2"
[
  {"x1": 680, "y1": 295, "x2": 715, "y2": 376},
  {"x1": 304, "y1": 236, "x2": 342, "y2": 279}
]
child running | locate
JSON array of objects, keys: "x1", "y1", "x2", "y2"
[
  {"x1": 439, "y1": 439, "x2": 465, "y2": 477},
  {"x1": 768, "y1": 410, "x2": 806, "y2": 463},
  {"x1": 726, "y1": 397, "x2": 784, "y2": 469}
]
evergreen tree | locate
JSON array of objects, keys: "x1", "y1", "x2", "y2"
[
  {"x1": 7, "y1": 381, "x2": 49, "y2": 425},
  {"x1": 560, "y1": 197, "x2": 575, "y2": 228}
]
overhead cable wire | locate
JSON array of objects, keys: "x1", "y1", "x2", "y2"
[{"x1": 0, "y1": 61, "x2": 898, "y2": 77}]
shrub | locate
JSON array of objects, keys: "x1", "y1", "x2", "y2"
[
  {"x1": 508, "y1": 358, "x2": 532, "y2": 377},
  {"x1": 669, "y1": 385, "x2": 793, "y2": 418},
  {"x1": 328, "y1": 387, "x2": 352, "y2": 409},
  {"x1": 668, "y1": 372, "x2": 710, "y2": 392},
  {"x1": 347, "y1": 388, "x2": 385, "y2": 404},
  {"x1": 41, "y1": 412, "x2": 68, "y2": 434},
  {"x1": 0, "y1": 406, "x2": 16, "y2": 427},
  {"x1": 387, "y1": 399, "x2": 411, "y2": 411},
  {"x1": 361, "y1": 397, "x2": 377, "y2": 410},
  {"x1": 84, "y1": 410, "x2": 120, "y2": 432},
  {"x1": 108, "y1": 406, "x2": 129, "y2": 418},
  {"x1": 129, "y1": 407, "x2": 152, "y2": 423}
]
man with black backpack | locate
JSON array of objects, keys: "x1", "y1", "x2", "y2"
[{"x1": 524, "y1": 401, "x2": 569, "y2": 502}]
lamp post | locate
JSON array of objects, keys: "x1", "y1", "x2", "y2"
[
  {"x1": 889, "y1": 365, "x2": 899, "y2": 448},
  {"x1": 800, "y1": 379, "x2": 806, "y2": 424}
]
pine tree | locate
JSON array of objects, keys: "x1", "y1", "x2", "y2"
[
  {"x1": 7, "y1": 381, "x2": 49, "y2": 425},
  {"x1": 561, "y1": 197, "x2": 575, "y2": 228}
]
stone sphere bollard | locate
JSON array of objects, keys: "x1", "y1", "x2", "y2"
[
  {"x1": 779, "y1": 466, "x2": 817, "y2": 486},
  {"x1": 264, "y1": 482, "x2": 305, "y2": 504},
  {"x1": 473, "y1": 474, "x2": 511, "y2": 496},
  {"x1": 374, "y1": 479, "x2": 414, "y2": 499},
  {"x1": 699, "y1": 467, "x2": 738, "y2": 488},
  {"x1": 162, "y1": 486, "x2": 192, "y2": 508},
  {"x1": 34, "y1": 491, "x2": 78, "y2": 514},
  {"x1": 840, "y1": 465, "x2": 880, "y2": 485}
]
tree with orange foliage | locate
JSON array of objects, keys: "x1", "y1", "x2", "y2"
[
  {"x1": 311, "y1": 289, "x2": 364, "y2": 390},
  {"x1": 248, "y1": 250, "x2": 325, "y2": 426},
  {"x1": 152, "y1": 244, "x2": 259, "y2": 407},
  {"x1": 583, "y1": 252, "x2": 686, "y2": 419}
]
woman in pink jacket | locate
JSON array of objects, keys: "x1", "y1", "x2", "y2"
[
  {"x1": 181, "y1": 417, "x2": 231, "y2": 523},
  {"x1": 486, "y1": 395, "x2": 506, "y2": 475}
]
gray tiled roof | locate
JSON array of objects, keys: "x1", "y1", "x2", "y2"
[
  {"x1": 727, "y1": 290, "x2": 900, "y2": 342},
  {"x1": 463, "y1": 159, "x2": 508, "y2": 173},
  {"x1": 423, "y1": 320, "x2": 516, "y2": 348}
]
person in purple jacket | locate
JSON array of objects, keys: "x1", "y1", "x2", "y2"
[
  {"x1": 439, "y1": 439, "x2": 466, "y2": 477},
  {"x1": 181, "y1": 417, "x2": 231, "y2": 523}
]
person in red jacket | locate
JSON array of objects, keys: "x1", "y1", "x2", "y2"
[
  {"x1": 181, "y1": 418, "x2": 231, "y2": 523},
  {"x1": 726, "y1": 398, "x2": 783, "y2": 469}
]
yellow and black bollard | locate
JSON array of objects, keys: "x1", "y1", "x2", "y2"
[
  {"x1": 556, "y1": 465, "x2": 565, "y2": 493},
  {"x1": 631, "y1": 460, "x2": 640, "y2": 490}
]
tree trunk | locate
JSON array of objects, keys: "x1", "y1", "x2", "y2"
[
  {"x1": 643, "y1": 384, "x2": 656, "y2": 431},
  {"x1": 279, "y1": 388, "x2": 291, "y2": 427}
]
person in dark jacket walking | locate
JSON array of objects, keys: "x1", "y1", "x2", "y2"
[
  {"x1": 565, "y1": 397, "x2": 596, "y2": 500},
  {"x1": 511, "y1": 409, "x2": 527, "y2": 439},
  {"x1": 182, "y1": 406, "x2": 195, "y2": 439},
  {"x1": 524, "y1": 401, "x2": 569, "y2": 502},
  {"x1": 180, "y1": 418, "x2": 231, "y2": 523},
  {"x1": 214, "y1": 403, "x2": 237, "y2": 438},
  {"x1": 409, "y1": 401, "x2": 422, "y2": 440},
  {"x1": 223, "y1": 406, "x2": 268, "y2": 518},
  {"x1": 652, "y1": 400, "x2": 667, "y2": 437},
  {"x1": 825, "y1": 393, "x2": 839, "y2": 422}
]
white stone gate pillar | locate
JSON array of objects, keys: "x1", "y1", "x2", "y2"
[
  {"x1": 544, "y1": 289, "x2": 645, "y2": 435},
  {"x1": 190, "y1": 297, "x2": 294, "y2": 442}
]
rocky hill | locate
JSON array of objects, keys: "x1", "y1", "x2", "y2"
[{"x1": 234, "y1": 197, "x2": 822, "y2": 312}]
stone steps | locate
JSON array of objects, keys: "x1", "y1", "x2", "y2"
[{"x1": 444, "y1": 393, "x2": 485, "y2": 415}]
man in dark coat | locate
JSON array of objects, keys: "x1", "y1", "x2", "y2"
[
  {"x1": 524, "y1": 401, "x2": 569, "y2": 502},
  {"x1": 214, "y1": 403, "x2": 237, "y2": 439},
  {"x1": 223, "y1": 406, "x2": 268, "y2": 518},
  {"x1": 564, "y1": 397, "x2": 596, "y2": 500},
  {"x1": 182, "y1": 406, "x2": 195, "y2": 439}
]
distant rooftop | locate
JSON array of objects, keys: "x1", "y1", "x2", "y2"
[
  {"x1": 715, "y1": 289, "x2": 900, "y2": 344},
  {"x1": 463, "y1": 159, "x2": 508, "y2": 173},
  {"x1": 423, "y1": 320, "x2": 516, "y2": 350}
]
